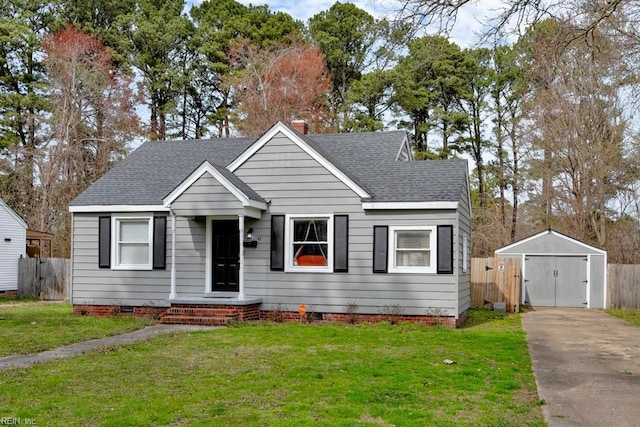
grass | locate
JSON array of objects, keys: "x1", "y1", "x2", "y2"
[
  {"x1": 0, "y1": 307, "x2": 545, "y2": 426},
  {"x1": 0, "y1": 300, "x2": 150, "y2": 357},
  {"x1": 0, "y1": 295, "x2": 39, "y2": 303},
  {"x1": 605, "y1": 308, "x2": 640, "y2": 327}
]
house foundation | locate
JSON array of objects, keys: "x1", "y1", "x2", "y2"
[{"x1": 72, "y1": 303, "x2": 467, "y2": 328}]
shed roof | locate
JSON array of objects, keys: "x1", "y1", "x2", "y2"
[
  {"x1": 0, "y1": 198, "x2": 28, "y2": 229},
  {"x1": 495, "y1": 229, "x2": 606, "y2": 256},
  {"x1": 70, "y1": 122, "x2": 468, "y2": 208}
]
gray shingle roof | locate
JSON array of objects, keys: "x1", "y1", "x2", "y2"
[
  {"x1": 70, "y1": 127, "x2": 467, "y2": 207},
  {"x1": 71, "y1": 138, "x2": 254, "y2": 206},
  {"x1": 209, "y1": 163, "x2": 267, "y2": 204},
  {"x1": 355, "y1": 160, "x2": 468, "y2": 202},
  {"x1": 307, "y1": 133, "x2": 467, "y2": 202}
]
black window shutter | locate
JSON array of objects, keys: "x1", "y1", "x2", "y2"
[
  {"x1": 153, "y1": 216, "x2": 167, "y2": 269},
  {"x1": 437, "y1": 225, "x2": 454, "y2": 274},
  {"x1": 270, "y1": 215, "x2": 285, "y2": 271},
  {"x1": 98, "y1": 216, "x2": 111, "y2": 268},
  {"x1": 373, "y1": 226, "x2": 388, "y2": 273},
  {"x1": 334, "y1": 215, "x2": 349, "y2": 272}
]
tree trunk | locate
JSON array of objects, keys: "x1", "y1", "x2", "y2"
[
  {"x1": 510, "y1": 127, "x2": 519, "y2": 242},
  {"x1": 542, "y1": 147, "x2": 552, "y2": 227}
]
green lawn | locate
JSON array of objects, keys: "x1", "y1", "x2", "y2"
[
  {"x1": 605, "y1": 308, "x2": 640, "y2": 327},
  {"x1": 0, "y1": 306, "x2": 545, "y2": 426},
  {"x1": 0, "y1": 300, "x2": 149, "y2": 357}
]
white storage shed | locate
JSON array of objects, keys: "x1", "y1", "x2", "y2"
[{"x1": 495, "y1": 229, "x2": 607, "y2": 308}]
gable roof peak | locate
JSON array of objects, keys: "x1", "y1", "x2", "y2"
[
  {"x1": 228, "y1": 122, "x2": 372, "y2": 199},
  {"x1": 0, "y1": 198, "x2": 28, "y2": 229},
  {"x1": 163, "y1": 160, "x2": 266, "y2": 210}
]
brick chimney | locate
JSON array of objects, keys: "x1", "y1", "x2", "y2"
[{"x1": 291, "y1": 120, "x2": 309, "y2": 135}]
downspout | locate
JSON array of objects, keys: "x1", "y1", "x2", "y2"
[
  {"x1": 454, "y1": 213, "x2": 459, "y2": 320},
  {"x1": 238, "y1": 214, "x2": 245, "y2": 301},
  {"x1": 169, "y1": 208, "x2": 177, "y2": 300}
]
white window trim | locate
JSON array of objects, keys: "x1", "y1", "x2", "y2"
[
  {"x1": 388, "y1": 225, "x2": 437, "y2": 274},
  {"x1": 463, "y1": 234, "x2": 469, "y2": 273},
  {"x1": 111, "y1": 215, "x2": 153, "y2": 270},
  {"x1": 285, "y1": 214, "x2": 333, "y2": 273}
]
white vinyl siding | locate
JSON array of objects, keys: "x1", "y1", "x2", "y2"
[{"x1": 0, "y1": 201, "x2": 27, "y2": 291}]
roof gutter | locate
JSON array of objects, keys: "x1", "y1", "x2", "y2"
[
  {"x1": 69, "y1": 205, "x2": 169, "y2": 213},
  {"x1": 362, "y1": 201, "x2": 459, "y2": 210}
]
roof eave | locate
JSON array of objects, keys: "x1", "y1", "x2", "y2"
[
  {"x1": 0, "y1": 198, "x2": 27, "y2": 229},
  {"x1": 362, "y1": 201, "x2": 459, "y2": 210},
  {"x1": 69, "y1": 204, "x2": 170, "y2": 213}
]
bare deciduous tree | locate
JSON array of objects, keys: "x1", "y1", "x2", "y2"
[
  {"x1": 41, "y1": 25, "x2": 140, "y2": 255},
  {"x1": 522, "y1": 18, "x2": 638, "y2": 249},
  {"x1": 395, "y1": 0, "x2": 627, "y2": 42},
  {"x1": 227, "y1": 39, "x2": 333, "y2": 136}
]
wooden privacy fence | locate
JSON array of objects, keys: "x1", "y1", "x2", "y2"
[
  {"x1": 15, "y1": 258, "x2": 638, "y2": 307},
  {"x1": 607, "y1": 264, "x2": 640, "y2": 309},
  {"x1": 18, "y1": 258, "x2": 70, "y2": 301},
  {"x1": 471, "y1": 257, "x2": 521, "y2": 313}
]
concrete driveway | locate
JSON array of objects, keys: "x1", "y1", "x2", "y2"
[{"x1": 522, "y1": 308, "x2": 640, "y2": 427}]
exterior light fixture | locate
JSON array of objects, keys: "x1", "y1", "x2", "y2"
[{"x1": 243, "y1": 228, "x2": 257, "y2": 248}]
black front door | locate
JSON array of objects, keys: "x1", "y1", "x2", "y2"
[{"x1": 212, "y1": 220, "x2": 239, "y2": 292}]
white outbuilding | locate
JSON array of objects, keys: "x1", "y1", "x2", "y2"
[
  {"x1": 495, "y1": 229, "x2": 607, "y2": 309},
  {"x1": 0, "y1": 198, "x2": 27, "y2": 292}
]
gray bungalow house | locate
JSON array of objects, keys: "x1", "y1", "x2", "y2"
[{"x1": 69, "y1": 122, "x2": 471, "y2": 326}]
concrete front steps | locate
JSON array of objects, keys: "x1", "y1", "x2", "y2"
[{"x1": 159, "y1": 301, "x2": 262, "y2": 326}]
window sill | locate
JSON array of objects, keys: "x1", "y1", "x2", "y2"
[
  {"x1": 388, "y1": 267, "x2": 436, "y2": 274},
  {"x1": 286, "y1": 266, "x2": 332, "y2": 273},
  {"x1": 111, "y1": 265, "x2": 153, "y2": 271}
]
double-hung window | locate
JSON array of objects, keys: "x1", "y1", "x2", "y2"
[
  {"x1": 388, "y1": 226, "x2": 436, "y2": 273},
  {"x1": 271, "y1": 214, "x2": 347, "y2": 273},
  {"x1": 286, "y1": 215, "x2": 333, "y2": 272},
  {"x1": 113, "y1": 216, "x2": 153, "y2": 270}
]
